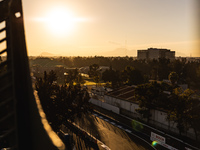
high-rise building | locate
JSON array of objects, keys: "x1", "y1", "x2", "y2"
[{"x1": 137, "y1": 48, "x2": 175, "y2": 60}]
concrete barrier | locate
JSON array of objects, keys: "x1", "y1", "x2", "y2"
[{"x1": 90, "y1": 98, "x2": 120, "y2": 114}]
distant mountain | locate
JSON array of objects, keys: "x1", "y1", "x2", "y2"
[
  {"x1": 98, "y1": 48, "x2": 137, "y2": 57},
  {"x1": 39, "y1": 51, "x2": 73, "y2": 57},
  {"x1": 40, "y1": 52, "x2": 55, "y2": 56},
  {"x1": 175, "y1": 51, "x2": 187, "y2": 57}
]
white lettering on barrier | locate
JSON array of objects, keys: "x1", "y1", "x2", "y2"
[
  {"x1": 150, "y1": 137, "x2": 178, "y2": 150},
  {"x1": 150, "y1": 132, "x2": 178, "y2": 150},
  {"x1": 151, "y1": 132, "x2": 165, "y2": 143}
]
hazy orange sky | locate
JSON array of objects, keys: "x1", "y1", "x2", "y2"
[{"x1": 20, "y1": 0, "x2": 199, "y2": 57}]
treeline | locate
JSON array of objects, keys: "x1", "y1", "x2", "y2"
[
  {"x1": 55, "y1": 56, "x2": 200, "y2": 88},
  {"x1": 35, "y1": 70, "x2": 90, "y2": 131},
  {"x1": 134, "y1": 81, "x2": 200, "y2": 140}
]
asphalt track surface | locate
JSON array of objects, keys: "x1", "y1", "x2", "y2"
[{"x1": 73, "y1": 112, "x2": 156, "y2": 150}]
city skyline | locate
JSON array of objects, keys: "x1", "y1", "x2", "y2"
[{"x1": 19, "y1": 0, "x2": 200, "y2": 56}]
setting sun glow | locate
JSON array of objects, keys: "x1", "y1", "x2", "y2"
[
  {"x1": 46, "y1": 8, "x2": 75, "y2": 36},
  {"x1": 35, "y1": 7, "x2": 78, "y2": 36}
]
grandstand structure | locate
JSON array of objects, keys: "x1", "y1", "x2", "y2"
[{"x1": 0, "y1": 0, "x2": 65, "y2": 149}]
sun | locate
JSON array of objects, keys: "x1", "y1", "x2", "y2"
[
  {"x1": 45, "y1": 8, "x2": 76, "y2": 36},
  {"x1": 34, "y1": 7, "x2": 89, "y2": 37}
]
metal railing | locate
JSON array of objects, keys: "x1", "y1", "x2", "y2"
[{"x1": 0, "y1": 0, "x2": 65, "y2": 149}]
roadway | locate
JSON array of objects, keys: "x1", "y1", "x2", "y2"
[
  {"x1": 61, "y1": 121, "x2": 101, "y2": 150},
  {"x1": 73, "y1": 112, "x2": 156, "y2": 150},
  {"x1": 72, "y1": 132, "x2": 97, "y2": 150}
]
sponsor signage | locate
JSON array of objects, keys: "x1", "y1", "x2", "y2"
[
  {"x1": 150, "y1": 132, "x2": 178, "y2": 150},
  {"x1": 151, "y1": 132, "x2": 165, "y2": 143}
]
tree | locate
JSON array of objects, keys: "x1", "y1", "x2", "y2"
[
  {"x1": 183, "y1": 93, "x2": 200, "y2": 140},
  {"x1": 48, "y1": 70, "x2": 57, "y2": 84},
  {"x1": 54, "y1": 85, "x2": 90, "y2": 123},
  {"x1": 93, "y1": 75, "x2": 100, "y2": 87},
  {"x1": 170, "y1": 59, "x2": 187, "y2": 84},
  {"x1": 148, "y1": 59, "x2": 158, "y2": 80},
  {"x1": 35, "y1": 70, "x2": 90, "y2": 131},
  {"x1": 88, "y1": 64, "x2": 99, "y2": 77},
  {"x1": 75, "y1": 74, "x2": 85, "y2": 86},
  {"x1": 168, "y1": 72, "x2": 179, "y2": 86},
  {"x1": 65, "y1": 69, "x2": 85, "y2": 86},
  {"x1": 167, "y1": 88, "x2": 194, "y2": 136},
  {"x1": 102, "y1": 66, "x2": 122, "y2": 88},
  {"x1": 122, "y1": 66, "x2": 144, "y2": 85},
  {"x1": 134, "y1": 82, "x2": 161, "y2": 122},
  {"x1": 65, "y1": 70, "x2": 74, "y2": 86},
  {"x1": 184, "y1": 61, "x2": 200, "y2": 87},
  {"x1": 35, "y1": 70, "x2": 58, "y2": 124},
  {"x1": 157, "y1": 58, "x2": 170, "y2": 80},
  {"x1": 102, "y1": 69, "x2": 110, "y2": 82},
  {"x1": 88, "y1": 64, "x2": 100, "y2": 86}
]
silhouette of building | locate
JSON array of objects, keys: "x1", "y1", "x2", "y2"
[{"x1": 137, "y1": 48, "x2": 175, "y2": 60}]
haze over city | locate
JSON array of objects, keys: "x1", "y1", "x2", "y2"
[{"x1": 11, "y1": 0, "x2": 200, "y2": 56}]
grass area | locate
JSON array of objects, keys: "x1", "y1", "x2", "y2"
[
  {"x1": 84, "y1": 79, "x2": 107, "y2": 86},
  {"x1": 83, "y1": 75, "x2": 106, "y2": 86},
  {"x1": 84, "y1": 80, "x2": 96, "y2": 86},
  {"x1": 57, "y1": 74, "x2": 107, "y2": 87}
]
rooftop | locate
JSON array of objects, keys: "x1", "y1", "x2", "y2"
[{"x1": 106, "y1": 85, "x2": 138, "y2": 103}]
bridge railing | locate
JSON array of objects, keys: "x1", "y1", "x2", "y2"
[{"x1": 0, "y1": 0, "x2": 65, "y2": 149}]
